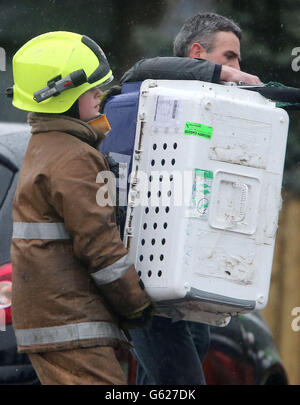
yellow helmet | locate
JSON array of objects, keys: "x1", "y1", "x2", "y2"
[{"x1": 8, "y1": 31, "x2": 113, "y2": 113}]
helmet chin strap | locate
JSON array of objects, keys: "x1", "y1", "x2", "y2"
[{"x1": 87, "y1": 114, "x2": 111, "y2": 135}]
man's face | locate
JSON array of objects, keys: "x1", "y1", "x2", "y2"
[{"x1": 193, "y1": 31, "x2": 241, "y2": 70}]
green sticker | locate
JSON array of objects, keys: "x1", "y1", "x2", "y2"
[
  {"x1": 190, "y1": 169, "x2": 213, "y2": 219},
  {"x1": 195, "y1": 169, "x2": 214, "y2": 179},
  {"x1": 184, "y1": 122, "x2": 213, "y2": 139}
]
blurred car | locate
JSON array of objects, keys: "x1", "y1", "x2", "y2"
[
  {"x1": 0, "y1": 123, "x2": 40, "y2": 385},
  {"x1": 203, "y1": 311, "x2": 288, "y2": 385},
  {"x1": 0, "y1": 123, "x2": 288, "y2": 385}
]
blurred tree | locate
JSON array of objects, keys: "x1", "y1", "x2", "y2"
[
  {"x1": 213, "y1": 0, "x2": 298, "y2": 85},
  {"x1": 0, "y1": 0, "x2": 168, "y2": 78},
  {"x1": 0, "y1": 0, "x2": 299, "y2": 193},
  {"x1": 108, "y1": 0, "x2": 168, "y2": 76},
  {"x1": 213, "y1": 0, "x2": 300, "y2": 194},
  {"x1": 0, "y1": 0, "x2": 167, "y2": 121}
]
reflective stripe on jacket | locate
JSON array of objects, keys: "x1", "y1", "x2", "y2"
[
  {"x1": 13, "y1": 220, "x2": 132, "y2": 285},
  {"x1": 11, "y1": 113, "x2": 151, "y2": 353}
]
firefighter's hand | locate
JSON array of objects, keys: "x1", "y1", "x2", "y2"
[
  {"x1": 119, "y1": 302, "x2": 155, "y2": 330},
  {"x1": 221, "y1": 65, "x2": 261, "y2": 85}
]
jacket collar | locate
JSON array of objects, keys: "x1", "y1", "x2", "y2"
[{"x1": 27, "y1": 112, "x2": 106, "y2": 148}]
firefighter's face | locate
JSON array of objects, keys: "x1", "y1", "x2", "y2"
[
  {"x1": 78, "y1": 87, "x2": 103, "y2": 121},
  {"x1": 190, "y1": 31, "x2": 241, "y2": 70}
]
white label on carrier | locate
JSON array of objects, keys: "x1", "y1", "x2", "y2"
[{"x1": 153, "y1": 95, "x2": 182, "y2": 127}]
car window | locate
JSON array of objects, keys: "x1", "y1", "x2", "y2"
[{"x1": 0, "y1": 161, "x2": 15, "y2": 209}]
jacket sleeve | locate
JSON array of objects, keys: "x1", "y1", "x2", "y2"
[
  {"x1": 49, "y1": 146, "x2": 151, "y2": 318},
  {"x1": 120, "y1": 56, "x2": 222, "y2": 84}
]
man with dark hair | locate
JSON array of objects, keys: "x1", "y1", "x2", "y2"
[
  {"x1": 173, "y1": 12, "x2": 242, "y2": 58},
  {"x1": 118, "y1": 12, "x2": 261, "y2": 385},
  {"x1": 121, "y1": 12, "x2": 260, "y2": 86}
]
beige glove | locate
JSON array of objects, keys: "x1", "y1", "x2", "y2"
[{"x1": 119, "y1": 301, "x2": 155, "y2": 330}]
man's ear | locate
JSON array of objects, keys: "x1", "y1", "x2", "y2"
[{"x1": 189, "y1": 42, "x2": 207, "y2": 59}]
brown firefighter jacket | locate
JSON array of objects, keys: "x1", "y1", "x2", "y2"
[{"x1": 11, "y1": 113, "x2": 151, "y2": 354}]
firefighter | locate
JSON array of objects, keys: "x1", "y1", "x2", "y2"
[{"x1": 9, "y1": 31, "x2": 153, "y2": 385}]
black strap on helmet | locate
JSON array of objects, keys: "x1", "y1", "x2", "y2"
[{"x1": 81, "y1": 35, "x2": 111, "y2": 84}]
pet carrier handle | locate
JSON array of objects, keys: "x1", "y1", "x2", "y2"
[{"x1": 232, "y1": 182, "x2": 249, "y2": 223}]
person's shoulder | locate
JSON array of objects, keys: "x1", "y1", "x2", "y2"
[
  {"x1": 121, "y1": 56, "x2": 217, "y2": 83},
  {"x1": 37, "y1": 130, "x2": 106, "y2": 171}
]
